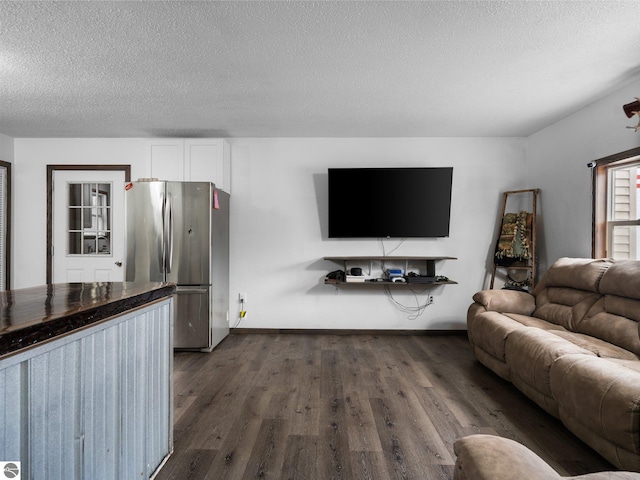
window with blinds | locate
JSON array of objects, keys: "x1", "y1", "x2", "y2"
[
  {"x1": 607, "y1": 162, "x2": 640, "y2": 259},
  {"x1": 593, "y1": 149, "x2": 640, "y2": 260}
]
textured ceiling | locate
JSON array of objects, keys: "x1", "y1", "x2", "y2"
[{"x1": 1, "y1": 1, "x2": 640, "y2": 138}]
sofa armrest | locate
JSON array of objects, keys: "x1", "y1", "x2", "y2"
[
  {"x1": 453, "y1": 435, "x2": 561, "y2": 480},
  {"x1": 472, "y1": 289, "x2": 536, "y2": 316}
]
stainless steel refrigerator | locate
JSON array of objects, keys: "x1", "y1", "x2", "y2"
[{"x1": 124, "y1": 181, "x2": 229, "y2": 351}]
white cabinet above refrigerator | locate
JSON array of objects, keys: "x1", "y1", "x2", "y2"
[{"x1": 145, "y1": 138, "x2": 231, "y2": 193}]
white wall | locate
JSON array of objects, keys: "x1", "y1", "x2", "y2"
[
  {"x1": 526, "y1": 80, "x2": 640, "y2": 272},
  {"x1": 13, "y1": 138, "x2": 526, "y2": 329},
  {"x1": 0, "y1": 133, "x2": 14, "y2": 163},
  {"x1": 13, "y1": 138, "x2": 148, "y2": 288},
  {"x1": 12, "y1": 136, "x2": 526, "y2": 329},
  {"x1": 228, "y1": 138, "x2": 526, "y2": 330}
]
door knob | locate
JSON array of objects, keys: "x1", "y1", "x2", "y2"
[{"x1": 115, "y1": 261, "x2": 123, "y2": 267}]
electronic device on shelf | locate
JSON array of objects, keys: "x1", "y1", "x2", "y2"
[
  {"x1": 405, "y1": 271, "x2": 450, "y2": 283},
  {"x1": 386, "y1": 268, "x2": 404, "y2": 281},
  {"x1": 346, "y1": 275, "x2": 366, "y2": 283},
  {"x1": 406, "y1": 275, "x2": 436, "y2": 284},
  {"x1": 325, "y1": 269, "x2": 345, "y2": 282}
]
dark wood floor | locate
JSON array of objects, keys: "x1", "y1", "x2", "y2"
[{"x1": 155, "y1": 333, "x2": 613, "y2": 480}]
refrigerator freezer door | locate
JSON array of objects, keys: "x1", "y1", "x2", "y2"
[
  {"x1": 165, "y1": 182, "x2": 212, "y2": 286},
  {"x1": 174, "y1": 286, "x2": 210, "y2": 349},
  {"x1": 125, "y1": 181, "x2": 165, "y2": 282}
]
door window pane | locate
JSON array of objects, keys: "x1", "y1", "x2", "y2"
[{"x1": 67, "y1": 182, "x2": 112, "y2": 255}]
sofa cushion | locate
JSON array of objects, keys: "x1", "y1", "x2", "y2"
[
  {"x1": 550, "y1": 355, "x2": 640, "y2": 465},
  {"x1": 574, "y1": 296, "x2": 640, "y2": 356},
  {"x1": 503, "y1": 313, "x2": 568, "y2": 332},
  {"x1": 471, "y1": 289, "x2": 536, "y2": 315},
  {"x1": 570, "y1": 472, "x2": 640, "y2": 479},
  {"x1": 531, "y1": 258, "x2": 610, "y2": 331},
  {"x1": 604, "y1": 295, "x2": 640, "y2": 323},
  {"x1": 533, "y1": 288, "x2": 601, "y2": 330},
  {"x1": 467, "y1": 311, "x2": 528, "y2": 362},
  {"x1": 472, "y1": 347, "x2": 511, "y2": 381},
  {"x1": 453, "y1": 434, "x2": 640, "y2": 480},
  {"x1": 599, "y1": 260, "x2": 640, "y2": 301},
  {"x1": 468, "y1": 312, "x2": 565, "y2": 363},
  {"x1": 453, "y1": 435, "x2": 562, "y2": 480},
  {"x1": 606, "y1": 358, "x2": 640, "y2": 372},
  {"x1": 535, "y1": 257, "x2": 612, "y2": 293},
  {"x1": 506, "y1": 328, "x2": 596, "y2": 415},
  {"x1": 549, "y1": 330, "x2": 640, "y2": 360},
  {"x1": 468, "y1": 312, "x2": 566, "y2": 382}
]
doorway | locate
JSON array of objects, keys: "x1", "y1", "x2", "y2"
[{"x1": 46, "y1": 165, "x2": 131, "y2": 284}]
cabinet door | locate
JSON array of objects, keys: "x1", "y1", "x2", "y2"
[
  {"x1": 147, "y1": 139, "x2": 184, "y2": 181},
  {"x1": 184, "y1": 139, "x2": 230, "y2": 192}
]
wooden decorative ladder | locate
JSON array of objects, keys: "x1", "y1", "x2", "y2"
[{"x1": 490, "y1": 189, "x2": 540, "y2": 290}]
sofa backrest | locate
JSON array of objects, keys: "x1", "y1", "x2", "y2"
[
  {"x1": 532, "y1": 257, "x2": 613, "y2": 331},
  {"x1": 574, "y1": 260, "x2": 640, "y2": 355}
]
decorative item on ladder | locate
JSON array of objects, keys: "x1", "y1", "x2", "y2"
[{"x1": 490, "y1": 189, "x2": 539, "y2": 291}]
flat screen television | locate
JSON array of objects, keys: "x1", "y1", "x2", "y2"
[{"x1": 328, "y1": 167, "x2": 453, "y2": 238}]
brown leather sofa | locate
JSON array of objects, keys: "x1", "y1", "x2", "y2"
[
  {"x1": 467, "y1": 258, "x2": 640, "y2": 471},
  {"x1": 454, "y1": 434, "x2": 640, "y2": 480}
]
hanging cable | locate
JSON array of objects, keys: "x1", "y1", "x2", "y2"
[{"x1": 383, "y1": 285, "x2": 432, "y2": 320}]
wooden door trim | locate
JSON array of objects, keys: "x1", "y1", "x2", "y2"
[
  {"x1": 0, "y1": 160, "x2": 11, "y2": 290},
  {"x1": 47, "y1": 165, "x2": 131, "y2": 284}
]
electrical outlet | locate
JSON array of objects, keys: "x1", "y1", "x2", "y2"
[
  {"x1": 429, "y1": 295, "x2": 434, "y2": 305},
  {"x1": 239, "y1": 292, "x2": 247, "y2": 303}
]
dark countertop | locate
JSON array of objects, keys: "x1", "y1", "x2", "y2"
[{"x1": 0, "y1": 282, "x2": 176, "y2": 359}]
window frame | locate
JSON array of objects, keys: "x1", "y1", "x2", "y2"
[
  {"x1": 591, "y1": 146, "x2": 640, "y2": 259},
  {"x1": 0, "y1": 160, "x2": 11, "y2": 290}
]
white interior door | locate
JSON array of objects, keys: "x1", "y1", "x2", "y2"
[{"x1": 53, "y1": 170, "x2": 125, "y2": 283}]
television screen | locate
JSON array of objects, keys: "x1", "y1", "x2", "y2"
[{"x1": 328, "y1": 167, "x2": 453, "y2": 238}]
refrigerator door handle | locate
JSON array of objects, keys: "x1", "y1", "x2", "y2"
[
  {"x1": 166, "y1": 192, "x2": 174, "y2": 274},
  {"x1": 161, "y1": 191, "x2": 167, "y2": 274}
]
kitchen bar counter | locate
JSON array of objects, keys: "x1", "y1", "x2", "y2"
[
  {"x1": 0, "y1": 281, "x2": 175, "y2": 479},
  {"x1": 0, "y1": 281, "x2": 175, "y2": 358}
]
